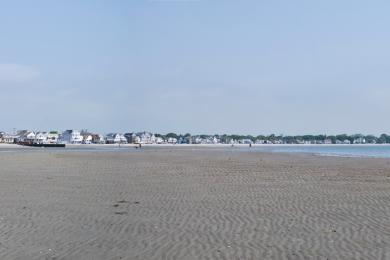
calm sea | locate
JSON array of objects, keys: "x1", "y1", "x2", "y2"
[
  {"x1": 249, "y1": 145, "x2": 390, "y2": 158},
  {"x1": 2, "y1": 144, "x2": 390, "y2": 158}
]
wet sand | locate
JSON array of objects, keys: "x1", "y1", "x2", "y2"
[{"x1": 0, "y1": 148, "x2": 389, "y2": 259}]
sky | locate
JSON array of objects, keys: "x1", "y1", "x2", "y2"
[{"x1": 1, "y1": 0, "x2": 390, "y2": 135}]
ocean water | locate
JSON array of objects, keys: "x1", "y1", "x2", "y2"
[
  {"x1": 249, "y1": 145, "x2": 390, "y2": 158},
  {"x1": 3, "y1": 144, "x2": 390, "y2": 158}
]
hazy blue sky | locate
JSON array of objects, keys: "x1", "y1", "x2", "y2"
[{"x1": 1, "y1": 0, "x2": 390, "y2": 135}]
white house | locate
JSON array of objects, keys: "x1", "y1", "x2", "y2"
[
  {"x1": 105, "y1": 133, "x2": 127, "y2": 144},
  {"x1": 82, "y1": 134, "x2": 93, "y2": 144},
  {"x1": 353, "y1": 137, "x2": 366, "y2": 144},
  {"x1": 167, "y1": 137, "x2": 177, "y2": 144},
  {"x1": 47, "y1": 131, "x2": 59, "y2": 144},
  {"x1": 140, "y1": 132, "x2": 156, "y2": 144},
  {"x1": 96, "y1": 134, "x2": 105, "y2": 144},
  {"x1": 240, "y1": 139, "x2": 253, "y2": 144},
  {"x1": 0, "y1": 133, "x2": 16, "y2": 143},
  {"x1": 192, "y1": 136, "x2": 202, "y2": 144},
  {"x1": 155, "y1": 137, "x2": 164, "y2": 144},
  {"x1": 17, "y1": 131, "x2": 36, "y2": 143},
  {"x1": 133, "y1": 135, "x2": 141, "y2": 144},
  {"x1": 130, "y1": 132, "x2": 156, "y2": 144},
  {"x1": 124, "y1": 133, "x2": 136, "y2": 143},
  {"x1": 324, "y1": 139, "x2": 333, "y2": 144},
  {"x1": 35, "y1": 132, "x2": 48, "y2": 144},
  {"x1": 61, "y1": 130, "x2": 83, "y2": 144}
]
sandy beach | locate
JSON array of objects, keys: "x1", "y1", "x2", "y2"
[{"x1": 0, "y1": 147, "x2": 389, "y2": 259}]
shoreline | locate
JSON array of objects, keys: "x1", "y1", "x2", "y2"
[
  {"x1": 3, "y1": 143, "x2": 390, "y2": 148},
  {"x1": 3, "y1": 143, "x2": 390, "y2": 159}
]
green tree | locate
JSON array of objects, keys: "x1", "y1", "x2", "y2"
[{"x1": 166, "y1": 133, "x2": 178, "y2": 139}]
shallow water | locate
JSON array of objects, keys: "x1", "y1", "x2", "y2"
[
  {"x1": 3, "y1": 144, "x2": 390, "y2": 158},
  {"x1": 249, "y1": 144, "x2": 390, "y2": 158}
]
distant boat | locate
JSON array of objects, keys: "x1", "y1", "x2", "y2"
[{"x1": 17, "y1": 142, "x2": 66, "y2": 148}]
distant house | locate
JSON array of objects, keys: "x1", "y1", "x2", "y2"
[
  {"x1": 167, "y1": 137, "x2": 177, "y2": 144},
  {"x1": 47, "y1": 131, "x2": 59, "y2": 144},
  {"x1": 105, "y1": 133, "x2": 127, "y2": 144},
  {"x1": 126, "y1": 132, "x2": 157, "y2": 144},
  {"x1": 124, "y1": 133, "x2": 136, "y2": 144},
  {"x1": 80, "y1": 130, "x2": 104, "y2": 144},
  {"x1": 353, "y1": 137, "x2": 366, "y2": 144},
  {"x1": 17, "y1": 130, "x2": 36, "y2": 143},
  {"x1": 35, "y1": 132, "x2": 48, "y2": 144},
  {"x1": 324, "y1": 139, "x2": 333, "y2": 144},
  {"x1": 82, "y1": 134, "x2": 93, "y2": 144},
  {"x1": 230, "y1": 139, "x2": 238, "y2": 144},
  {"x1": 138, "y1": 132, "x2": 156, "y2": 144},
  {"x1": 191, "y1": 136, "x2": 202, "y2": 144},
  {"x1": 80, "y1": 130, "x2": 92, "y2": 144},
  {"x1": 240, "y1": 139, "x2": 253, "y2": 144},
  {"x1": 61, "y1": 130, "x2": 83, "y2": 144},
  {"x1": 155, "y1": 136, "x2": 164, "y2": 144},
  {"x1": 133, "y1": 135, "x2": 141, "y2": 144},
  {"x1": 91, "y1": 134, "x2": 105, "y2": 144},
  {"x1": 0, "y1": 132, "x2": 16, "y2": 144}
]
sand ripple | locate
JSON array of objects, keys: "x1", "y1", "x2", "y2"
[{"x1": 0, "y1": 149, "x2": 389, "y2": 259}]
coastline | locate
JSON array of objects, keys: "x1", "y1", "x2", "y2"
[
  {"x1": 4, "y1": 143, "x2": 390, "y2": 158},
  {"x1": 4, "y1": 143, "x2": 390, "y2": 147}
]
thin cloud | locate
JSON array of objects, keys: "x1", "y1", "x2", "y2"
[{"x1": 0, "y1": 64, "x2": 40, "y2": 82}]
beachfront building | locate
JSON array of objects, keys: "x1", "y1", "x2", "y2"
[
  {"x1": 82, "y1": 134, "x2": 93, "y2": 144},
  {"x1": 190, "y1": 135, "x2": 219, "y2": 144},
  {"x1": 167, "y1": 137, "x2": 177, "y2": 144},
  {"x1": 0, "y1": 132, "x2": 5, "y2": 143},
  {"x1": 142, "y1": 132, "x2": 156, "y2": 144},
  {"x1": 80, "y1": 130, "x2": 92, "y2": 144},
  {"x1": 155, "y1": 136, "x2": 164, "y2": 144},
  {"x1": 124, "y1": 133, "x2": 136, "y2": 144},
  {"x1": 229, "y1": 139, "x2": 238, "y2": 145},
  {"x1": 35, "y1": 132, "x2": 48, "y2": 144},
  {"x1": 0, "y1": 132, "x2": 16, "y2": 143},
  {"x1": 91, "y1": 134, "x2": 105, "y2": 144},
  {"x1": 324, "y1": 138, "x2": 333, "y2": 144},
  {"x1": 47, "y1": 131, "x2": 59, "y2": 144},
  {"x1": 134, "y1": 132, "x2": 156, "y2": 144},
  {"x1": 353, "y1": 137, "x2": 366, "y2": 144},
  {"x1": 191, "y1": 136, "x2": 202, "y2": 144},
  {"x1": 61, "y1": 130, "x2": 83, "y2": 144},
  {"x1": 240, "y1": 139, "x2": 253, "y2": 144},
  {"x1": 126, "y1": 132, "x2": 157, "y2": 144},
  {"x1": 17, "y1": 130, "x2": 36, "y2": 143},
  {"x1": 133, "y1": 135, "x2": 141, "y2": 144},
  {"x1": 80, "y1": 130, "x2": 104, "y2": 144},
  {"x1": 2, "y1": 134, "x2": 16, "y2": 143},
  {"x1": 105, "y1": 133, "x2": 127, "y2": 144}
]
